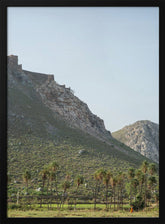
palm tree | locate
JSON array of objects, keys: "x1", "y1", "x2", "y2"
[
  {"x1": 97, "y1": 168, "x2": 106, "y2": 182},
  {"x1": 49, "y1": 171, "x2": 56, "y2": 193},
  {"x1": 135, "y1": 169, "x2": 145, "y2": 194},
  {"x1": 50, "y1": 161, "x2": 59, "y2": 172},
  {"x1": 148, "y1": 163, "x2": 157, "y2": 176},
  {"x1": 132, "y1": 178, "x2": 139, "y2": 202},
  {"x1": 49, "y1": 162, "x2": 59, "y2": 196},
  {"x1": 23, "y1": 170, "x2": 31, "y2": 207},
  {"x1": 148, "y1": 176, "x2": 157, "y2": 188},
  {"x1": 75, "y1": 175, "x2": 84, "y2": 190},
  {"x1": 49, "y1": 171, "x2": 56, "y2": 208},
  {"x1": 93, "y1": 171, "x2": 99, "y2": 210},
  {"x1": 120, "y1": 172, "x2": 126, "y2": 210},
  {"x1": 141, "y1": 160, "x2": 149, "y2": 174},
  {"x1": 39, "y1": 166, "x2": 50, "y2": 208},
  {"x1": 127, "y1": 167, "x2": 135, "y2": 206},
  {"x1": 62, "y1": 180, "x2": 71, "y2": 194},
  {"x1": 141, "y1": 160, "x2": 149, "y2": 207},
  {"x1": 60, "y1": 180, "x2": 70, "y2": 208},
  {"x1": 40, "y1": 167, "x2": 49, "y2": 188},
  {"x1": 128, "y1": 167, "x2": 135, "y2": 179},
  {"x1": 116, "y1": 172, "x2": 125, "y2": 210},
  {"x1": 148, "y1": 175, "x2": 157, "y2": 205},
  {"x1": 64, "y1": 172, "x2": 71, "y2": 208},
  {"x1": 23, "y1": 170, "x2": 31, "y2": 194},
  {"x1": 110, "y1": 175, "x2": 117, "y2": 211},
  {"x1": 93, "y1": 168, "x2": 106, "y2": 210},
  {"x1": 103, "y1": 170, "x2": 112, "y2": 209},
  {"x1": 74, "y1": 175, "x2": 84, "y2": 210}
]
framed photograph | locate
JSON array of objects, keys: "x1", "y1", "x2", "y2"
[{"x1": 0, "y1": 0, "x2": 164, "y2": 223}]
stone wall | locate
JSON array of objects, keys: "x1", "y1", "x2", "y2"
[{"x1": 8, "y1": 55, "x2": 22, "y2": 72}]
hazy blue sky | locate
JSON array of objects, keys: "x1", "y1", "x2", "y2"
[{"x1": 8, "y1": 7, "x2": 159, "y2": 132}]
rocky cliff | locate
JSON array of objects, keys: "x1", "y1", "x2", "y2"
[
  {"x1": 8, "y1": 55, "x2": 112, "y2": 142},
  {"x1": 112, "y1": 120, "x2": 159, "y2": 163}
]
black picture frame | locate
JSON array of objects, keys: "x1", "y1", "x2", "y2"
[{"x1": 0, "y1": 0, "x2": 164, "y2": 224}]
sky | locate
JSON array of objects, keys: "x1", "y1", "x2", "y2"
[{"x1": 8, "y1": 7, "x2": 159, "y2": 132}]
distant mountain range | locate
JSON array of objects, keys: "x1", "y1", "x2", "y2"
[
  {"x1": 112, "y1": 120, "x2": 159, "y2": 163},
  {"x1": 7, "y1": 55, "x2": 156, "y2": 184}
]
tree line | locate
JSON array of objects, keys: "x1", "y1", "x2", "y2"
[{"x1": 8, "y1": 160, "x2": 159, "y2": 211}]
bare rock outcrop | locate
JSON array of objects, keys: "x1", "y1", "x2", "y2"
[{"x1": 112, "y1": 120, "x2": 159, "y2": 163}]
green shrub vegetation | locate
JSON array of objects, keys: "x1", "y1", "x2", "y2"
[{"x1": 8, "y1": 155, "x2": 159, "y2": 217}]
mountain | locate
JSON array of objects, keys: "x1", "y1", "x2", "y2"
[
  {"x1": 112, "y1": 120, "x2": 159, "y2": 163},
  {"x1": 7, "y1": 55, "x2": 154, "y2": 186},
  {"x1": 8, "y1": 55, "x2": 111, "y2": 143}
]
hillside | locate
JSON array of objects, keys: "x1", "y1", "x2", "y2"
[
  {"x1": 7, "y1": 55, "x2": 154, "y2": 189},
  {"x1": 112, "y1": 120, "x2": 159, "y2": 163},
  {"x1": 8, "y1": 55, "x2": 111, "y2": 143}
]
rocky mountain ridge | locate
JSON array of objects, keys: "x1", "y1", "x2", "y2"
[
  {"x1": 112, "y1": 120, "x2": 159, "y2": 163},
  {"x1": 7, "y1": 54, "x2": 155, "y2": 180},
  {"x1": 8, "y1": 55, "x2": 112, "y2": 142}
]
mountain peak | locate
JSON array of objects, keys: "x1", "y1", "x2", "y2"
[{"x1": 112, "y1": 120, "x2": 159, "y2": 163}]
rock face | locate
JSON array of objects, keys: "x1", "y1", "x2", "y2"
[
  {"x1": 112, "y1": 120, "x2": 159, "y2": 163},
  {"x1": 8, "y1": 55, "x2": 112, "y2": 142}
]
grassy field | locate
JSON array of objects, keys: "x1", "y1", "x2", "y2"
[
  {"x1": 8, "y1": 204, "x2": 159, "y2": 218},
  {"x1": 8, "y1": 209, "x2": 159, "y2": 218}
]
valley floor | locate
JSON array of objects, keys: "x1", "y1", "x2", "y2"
[{"x1": 8, "y1": 205, "x2": 159, "y2": 218}]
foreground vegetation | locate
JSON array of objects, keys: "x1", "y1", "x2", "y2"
[{"x1": 8, "y1": 159, "x2": 159, "y2": 217}]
